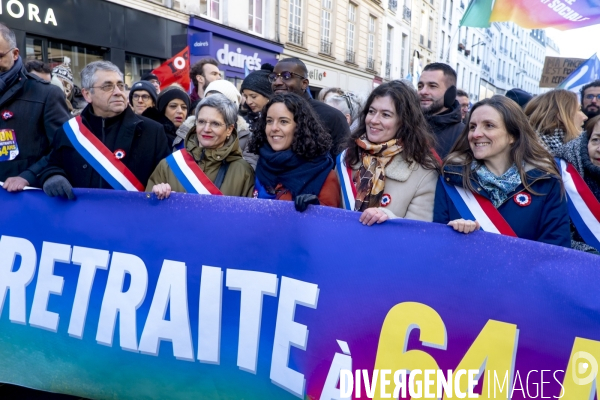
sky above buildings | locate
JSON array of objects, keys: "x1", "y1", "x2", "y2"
[{"x1": 546, "y1": 26, "x2": 600, "y2": 60}]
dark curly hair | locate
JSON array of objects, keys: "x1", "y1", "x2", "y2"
[
  {"x1": 247, "y1": 93, "x2": 332, "y2": 159},
  {"x1": 344, "y1": 80, "x2": 439, "y2": 170}
]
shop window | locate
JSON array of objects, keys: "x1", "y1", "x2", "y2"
[
  {"x1": 25, "y1": 36, "x2": 104, "y2": 88},
  {"x1": 125, "y1": 54, "x2": 162, "y2": 88}
]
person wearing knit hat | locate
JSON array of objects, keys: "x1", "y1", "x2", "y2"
[
  {"x1": 204, "y1": 80, "x2": 242, "y2": 107},
  {"x1": 240, "y1": 63, "x2": 273, "y2": 115},
  {"x1": 143, "y1": 85, "x2": 190, "y2": 147},
  {"x1": 52, "y1": 60, "x2": 74, "y2": 99},
  {"x1": 129, "y1": 80, "x2": 158, "y2": 115},
  {"x1": 141, "y1": 72, "x2": 161, "y2": 94},
  {"x1": 505, "y1": 88, "x2": 533, "y2": 109}
]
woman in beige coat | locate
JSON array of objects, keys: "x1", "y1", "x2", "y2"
[{"x1": 336, "y1": 80, "x2": 439, "y2": 225}]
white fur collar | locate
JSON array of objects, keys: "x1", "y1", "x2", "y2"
[{"x1": 385, "y1": 155, "x2": 417, "y2": 182}]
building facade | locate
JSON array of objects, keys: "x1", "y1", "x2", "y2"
[
  {"x1": 381, "y1": 0, "x2": 412, "y2": 82},
  {"x1": 409, "y1": 0, "x2": 440, "y2": 86}
]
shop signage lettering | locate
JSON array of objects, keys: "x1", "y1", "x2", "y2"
[
  {"x1": 308, "y1": 68, "x2": 327, "y2": 81},
  {"x1": 216, "y1": 43, "x2": 262, "y2": 71},
  {"x1": 0, "y1": 0, "x2": 57, "y2": 26},
  {"x1": 193, "y1": 41, "x2": 209, "y2": 47}
]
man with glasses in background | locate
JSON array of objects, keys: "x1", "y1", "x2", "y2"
[
  {"x1": 269, "y1": 58, "x2": 350, "y2": 157},
  {"x1": 581, "y1": 80, "x2": 600, "y2": 119},
  {"x1": 0, "y1": 23, "x2": 70, "y2": 192},
  {"x1": 39, "y1": 61, "x2": 169, "y2": 199}
]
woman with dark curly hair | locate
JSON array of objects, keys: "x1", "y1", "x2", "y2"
[
  {"x1": 337, "y1": 80, "x2": 439, "y2": 225},
  {"x1": 434, "y1": 96, "x2": 570, "y2": 247},
  {"x1": 247, "y1": 93, "x2": 340, "y2": 209}
]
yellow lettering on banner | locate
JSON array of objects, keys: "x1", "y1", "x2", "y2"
[
  {"x1": 443, "y1": 320, "x2": 518, "y2": 399},
  {"x1": 561, "y1": 337, "x2": 600, "y2": 399},
  {"x1": 0, "y1": 146, "x2": 8, "y2": 156},
  {"x1": 373, "y1": 302, "x2": 446, "y2": 400}
]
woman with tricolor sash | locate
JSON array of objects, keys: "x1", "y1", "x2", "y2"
[
  {"x1": 336, "y1": 81, "x2": 439, "y2": 225},
  {"x1": 555, "y1": 115, "x2": 600, "y2": 254},
  {"x1": 247, "y1": 93, "x2": 340, "y2": 210},
  {"x1": 147, "y1": 94, "x2": 255, "y2": 198},
  {"x1": 434, "y1": 96, "x2": 571, "y2": 247}
]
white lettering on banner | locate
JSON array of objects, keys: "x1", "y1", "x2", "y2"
[
  {"x1": 0, "y1": 235, "x2": 321, "y2": 398},
  {"x1": 0, "y1": 0, "x2": 57, "y2": 25},
  {"x1": 541, "y1": 0, "x2": 590, "y2": 23},
  {"x1": 216, "y1": 43, "x2": 262, "y2": 71}
]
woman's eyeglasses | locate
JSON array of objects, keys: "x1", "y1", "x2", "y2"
[
  {"x1": 268, "y1": 71, "x2": 306, "y2": 83},
  {"x1": 197, "y1": 119, "x2": 226, "y2": 130}
]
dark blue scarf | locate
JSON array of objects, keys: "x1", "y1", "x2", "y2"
[
  {"x1": 0, "y1": 56, "x2": 23, "y2": 93},
  {"x1": 255, "y1": 144, "x2": 333, "y2": 199}
]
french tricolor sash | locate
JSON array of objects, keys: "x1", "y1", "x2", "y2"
[
  {"x1": 63, "y1": 117, "x2": 144, "y2": 191},
  {"x1": 440, "y1": 176, "x2": 518, "y2": 237},
  {"x1": 336, "y1": 150, "x2": 357, "y2": 210},
  {"x1": 557, "y1": 158, "x2": 600, "y2": 249},
  {"x1": 165, "y1": 150, "x2": 222, "y2": 195}
]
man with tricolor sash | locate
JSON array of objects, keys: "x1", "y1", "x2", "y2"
[{"x1": 39, "y1": 61, "x2": 170, "y2": 198}]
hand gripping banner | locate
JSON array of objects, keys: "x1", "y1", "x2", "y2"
[{"x1": 0, "y1": 189, "x2": 599, "y2": 399}]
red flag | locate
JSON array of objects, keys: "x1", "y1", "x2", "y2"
[{"x1": 152, "y1": 47, "x2": 190, "y2": 91}]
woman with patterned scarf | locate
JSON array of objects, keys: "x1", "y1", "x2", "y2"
[
  {"x1": 247, "y1": 93, "x2": 340, "y2": 210},
  {"x1": 336, "y1": 81, "x2": 439, "y2": 226},
  {"x1": 555, "y1": 115, "x2": 600, "y2": 254},
  {"x1": 524, "y1": 89, "x2": 587, "y2": 155},
  {"x1": 434, "y1": 96, "x2": 571, "y2": 247}
]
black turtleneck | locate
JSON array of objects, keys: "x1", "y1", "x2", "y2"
[{"x1": 82, "y1": 105, "x2": 125, "y2": 152}]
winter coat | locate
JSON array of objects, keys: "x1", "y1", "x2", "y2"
[
  {"x1": 0, "y1": 67, "x2": 70, "y2": 186},
  {"x1": 434, "y1": 164, "x2": 571, "y2": 248},
  {"x1": 555, "y1": 133, "x2": 600, "y2": 254},
  {"x1": 40, "y1": 105, "x2": 170, "y2": 189},
  {"x1": 425, "y1": 100, "x2": 465, "y2": 159},
  {"x1": 261, "y1": 170, "x2": 341, "y2": 207},
  {"x1": 344, "y1": 153, "x2": 438, "y2": 221},
  {"x1": 308, "y1": 97, "x2": 351, "y2": 158},
  {"x1": 146, "y1": 126, "x2": 255, "y2": 197},
  {"x1": 142, "y1": 107, "x2": 177, "y2": 146}
]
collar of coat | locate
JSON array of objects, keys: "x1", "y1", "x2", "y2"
[{"x1": 185, "y1": 125, "x2": 243, "y2": 164}]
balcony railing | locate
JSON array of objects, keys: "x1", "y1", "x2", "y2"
[
  {"x1": 367, "y1": 57, "x2": 375, "y2": 70},
  {"x1": 482, "y1": 63, "x2": 490, "y2": 72},
  {"x1": 385, "y1": 62, "x2": 391, "y2": 78},
  {"x1": 497, "y1": 74, "x2": 506, "y2": 82},
  {"x1": 288, "y1": 26, "x2": 304, "y2": 46},
  {"x1": 403, "y1": 6, "x2": 411, "y2": 21},
  {"x1": 320, "y1": 39, "x2": 332, "y2": 55},
  {"x1": 389, "y1": 0, "x2": 397, "y2": 12},
  {"x1": 346, "y1": 50, "x2": 355, "y2": 64}
]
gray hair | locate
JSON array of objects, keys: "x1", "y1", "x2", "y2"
[
  {"x1": 326, "y1": 94, "x2": 363, "y2": 124},
  {"x1": 80, "y1": 61, "x2": 123, "y2": 90},
  {"x1": 0, "y1": 24, "x2": 16, "y2": 49},
  {"x1": 195, "y1": 93, "x2": 237, "y2": 127}
]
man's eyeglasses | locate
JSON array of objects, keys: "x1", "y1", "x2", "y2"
[
  {"x1": 197, "y1": 119, "x2": 226, "y2": 130},
  {"x1": 0, "y1": 48, "x2": 14, "y2": 59},
  {"x1": 585, "y1": 94, "x2": 600, "y2": 101},
  {"x1": 268, "y1": 71, "x2": 306, "y2": 83},
  {"x1": 90, "y1": 83, "x2": 125, "y2": 92},
  {"x1": 132, "y1": 94, "x2": 151, "y2": 101}
]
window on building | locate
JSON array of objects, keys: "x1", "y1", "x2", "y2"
[
  {"x1": 441, "y1": 30, "x2": 445, "y2": 59},
  {"x1": 26, "y1": 36, "x2": 104, "y2": 88},
  {"x1": 248, "y1": 0, "x2": 263, "y2": 34},
  {"x1": 420, "y1": 11, "x2": 426, "y2": 45},
  {"x1": 428, "y1": 17, "x2": 433, "y2": 49},
  {"x1": 289, "y1": 0, "x2": 303, "y2": 46},
  {"x1": 347, "y1": 3, "x2": 357, "y2": 63},
  {"x1": 385, "y1": 25, "x2": 392, "y2": 78},
  {"x1": 367, "y1": 15, "x2": 376, "y2": 69},
  {"x1": 125, "y1": 54, "x2": 162, "y2": 88},
  {"x1": 401, "y1": 33, "x2": 407, "y2": 77},
  {"x1": 200, "y1": 0, "x2": 220, "y2": 20},
  {"x1": 320, "y1": 0, "x2": 332, "y2": 54}
]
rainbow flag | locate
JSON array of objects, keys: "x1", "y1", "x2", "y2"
[{"x1": 461, "y1": 0, "x2": 600, "y2": 30}]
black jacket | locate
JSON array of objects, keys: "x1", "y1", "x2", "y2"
[
  {"x1": 425, "y1": 100, "x2": 465, "y2": 159},
  {"x1": 307, "y1": 97, "x2": 351, "y2": 158},
  {"x1": 0, "y1": 65, "x2": 70, "y2": 186},
  {"x1": 40, "y1": 105, "x2": 170, "y2": 189}
]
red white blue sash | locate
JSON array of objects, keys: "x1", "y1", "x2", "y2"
[
  {"x1": 557, "y1": 158, "x2": 600, "y2": 249},
  {"x1": 165, "y1": 150, "x2": 222, "y2": 195},
  {"x1": 63, "y1": 117, "x2": 144, "y2": 191},
  {"x1": 336, "y1": 150, "x2": 356, "y2": 210},
  {"x1": 440, "y1": 176, "x2": 518, "y2": 237}
]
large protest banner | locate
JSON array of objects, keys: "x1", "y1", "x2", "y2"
[{"x1": 0, "y1": 188, "x2": 599, "y2": 399}]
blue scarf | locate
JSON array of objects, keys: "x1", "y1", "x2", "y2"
[
  {"x1": 0, "y1": 56, "x2": 23, "y2": 93},
  {"x1": 473, "y1": 162, "x2": 521, "y2": 207},
  {"x1": 255, "y1": 144, "x2": 333, "y2": 199}
]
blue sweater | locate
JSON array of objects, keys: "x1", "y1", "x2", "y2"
[{"x1": 434, "y1": 165, "x2": 571, "y2": 248}]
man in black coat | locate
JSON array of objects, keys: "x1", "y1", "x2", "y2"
[
  {"x1": 40, "y1": 61, "x2": 169, "y2": 198},
  {"x1": 0, "y1": 24, "x2": 70, "y2": 191},
  {"x1": 418, "y1": 63, "x2": 465, "y2": 158},
  {"x1": 270, "y1": 58, "x2": 351, "y2": 157}
]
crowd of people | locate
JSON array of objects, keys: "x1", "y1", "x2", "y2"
[{"x1": 1, "y1": 22, "x2": 599, "y2": 255}]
